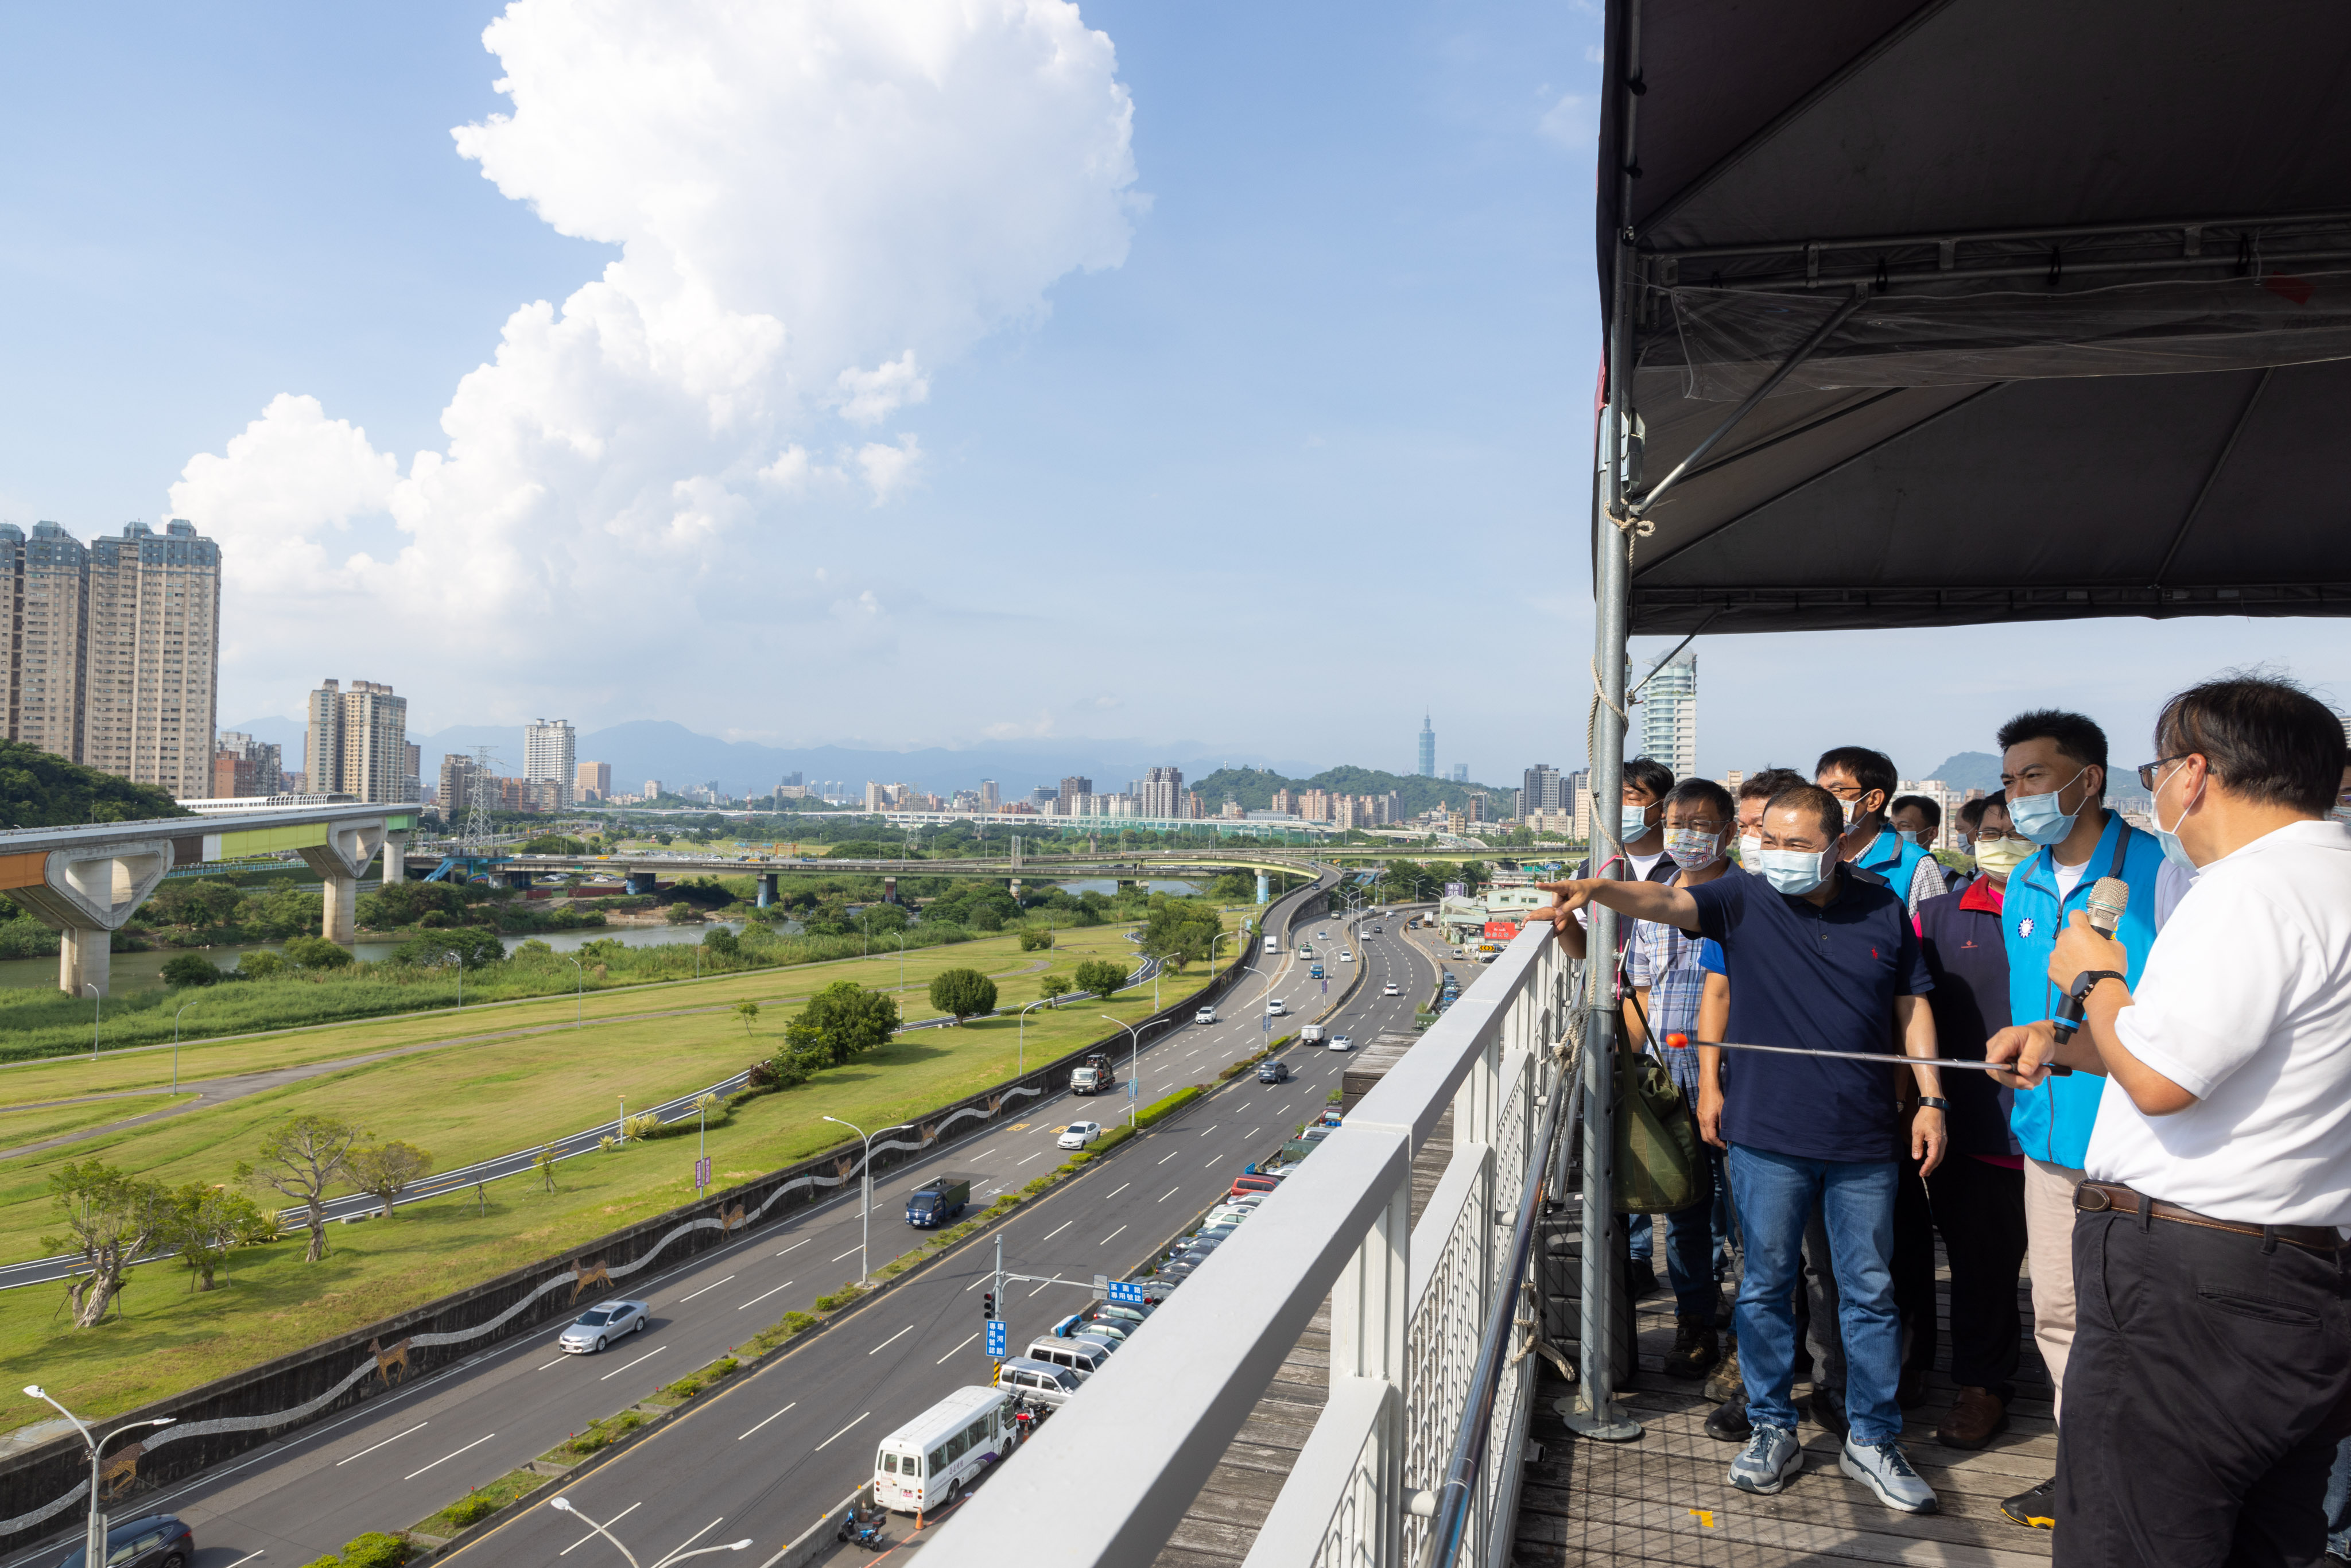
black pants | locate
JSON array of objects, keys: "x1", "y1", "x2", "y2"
[
  {"x1": 1891, "y1": 1152, "x2": 1938, "y2": 1381},
  {"x1": 2057, "y1": 1209, "x2": 2351, "y2": 1567},
  {"x1": 1923, "y1": 1155, "x2": 2027, "y2": 1399}
]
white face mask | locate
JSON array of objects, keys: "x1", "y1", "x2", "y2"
[
  {"x1": 1738, "y1": 831, "x2": 1763, "y2": 865},
  {"x1": 2150, "y1": 760, "x2": 2205, "y2": 871}
]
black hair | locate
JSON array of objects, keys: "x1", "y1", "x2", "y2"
[
  {"x1": 1955, "y1": 797, "x2": 1989, "y2": 833},
  {"x1": 1736, "y1": 766, "x2": 1807, "y2": 801},
  {"x1": 1891, "y1": 793, "x2": 1942, "y2": 833},
  {"x1": 1622, "y1": 757, "x2": 1676, "y2": 803},
  {"x1": 2155, "y1": 674, "x2": 2347, "y2": 816},
  {"x1": 1997, "y1": 709, "x2": 2110, "y2": 783},
  {"x1": 1813, "y1": 746, "x2": 1896, "y2": 803},
  {"x1": 1665, "y1": 777, "x2": 1735, "y2": 821},
  {"x1": 1765, "y1": 782, "x2": 1843, "y2": 844}
]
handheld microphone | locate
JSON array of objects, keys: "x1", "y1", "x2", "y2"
[{"x1": 2050, "y1": 876, "x2": 2131, "y2": 1043}]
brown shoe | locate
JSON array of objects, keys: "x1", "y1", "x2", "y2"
[
  {"x1": 1703, "y1": 1338, "x2": 1741, "y2": 1403},
  {"x1": 1934, "y1": 1385, "x2": 2009, "y2": 1450},
  {"x1": 1662, "y1": 1315, "x2": 1719, "y2": 1379}
]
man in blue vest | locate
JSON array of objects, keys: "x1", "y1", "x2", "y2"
[
  {"x1": 1990, "y1": 709, "x2": 2167, "y2": 1533},
  {"x1": 1818, "y1": 747, "x2": 1946, "y2": 914}
]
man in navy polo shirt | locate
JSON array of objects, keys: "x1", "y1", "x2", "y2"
[{"x1": 1539, "y1": 782, "x2": 1947, "y2": 1515}]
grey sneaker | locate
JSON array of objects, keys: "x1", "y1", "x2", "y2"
[
  {"x1": 1728, "y1": 1424, "x2": 1803, "y2": 1495},
  {"x1": 1840, "y1": 1437, "x2": 1938, "y2": 1514}
]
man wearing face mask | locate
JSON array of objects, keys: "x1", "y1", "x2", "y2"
[
  {"x1": 1818, "y1": 747, "x2": 1946, "y2": 915},
  {"x1": 1990, "y1": 709, "x2": 2168, "y2": 1533},
  {"x1": 1946, "y1": 797, "x2": 1993, "y2": 894},
  {"x1": 1987, "y1": 678, "x2": 2351, "y2": 1565},
  {"x1": 1622, "y1": 777, "x2": 1739, "y2": 1377},
  {"x1": 1537, "y1": 783, "x2": 1947, "y2": 1516}
]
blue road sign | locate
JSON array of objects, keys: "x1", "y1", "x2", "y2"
[
  {"x1": 1105, "y1": 1280, "x2": 1147, "y2": 1306},
  {"x1": 1128, "y1": 1078, "x2": 1139, "y2": 1099},
  {"x1": 986, "y1": 1319, "x2": 1007, "y2": 1357}
]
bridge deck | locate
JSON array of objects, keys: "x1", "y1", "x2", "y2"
[{"x1": 1515, "y1": 1244, "x2": 2055, "y2": 1565}]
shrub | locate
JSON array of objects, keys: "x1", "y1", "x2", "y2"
[
  {"x1": 782, "y1": 1310, "x2": 817, "y2": 1334},
  {"x1": 337, "y1": 1532, "x2": 412, "y2": 1567},
  {"x1": 282, "y1": 935, "x2": 353, "y2": 970},
  {"x1": 1017, "y1": 927, "x2": 1055, "y2": 952},
  {"x1": 1072, "y1": 958, "x2": 1127, "y2": 997},
  {"x1": 236, "y1": 950, "x2": 286, "y2": 980},
  {"x1": 1136, "y1": 1086, "x2": 1204, "y2": 1128},
  {"x1": 926, "y1": 967, "x2": 998, "y2": 1024},
  {"x1": 161, "y1": 953, "x2": 222, "y2": 988},
  {"x1": 444, "y1": 1495, "x2": 499, "y2": 1527}
]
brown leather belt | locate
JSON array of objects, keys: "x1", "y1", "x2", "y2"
[{"x1": 2074, "y1": 1181, "x2": 2347, "y2": 1254}]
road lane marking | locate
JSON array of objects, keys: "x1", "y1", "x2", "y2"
[
  {"x1": 1158, "y1": 1151, "x2": 1179, "y2": 1166},
  {"x1": 1015, "y1": 1151, "x2": 1045, "y2": 1166},
  {"x1": 1042, "y1": 1220, "x2": 1073, "y2": 1241},
  {"x1": 738, "y1": 1280, "x2": 795, "y2": 1310},
  {"x1": 1104, "y1": 1183, "x2": 1128, "y2": 1198},
  {"x1": 738, "y1": 1403, "x2": 798, "y2": 1440},
  {"x1": 677, "y1": 1275, "x2": 736, "y2": 1302},
  {"x1": 224, "y1": 1553, "x2": 268, "y2": 1568},
  {"x1": 599, "y1": 1344, "x2": 667, "y2": 1380},
  {"x1": 334, "y1": 1420, "x2": 427, "y2": 1466},
  {"x1": 775, "y1": 1239, "x2": 810, "y2": 1256},
  {"x1": 403, "y1": 1431, "x2": 496, "y2": 1481},
  {"x1": 1027, "y1": 1278, "x2": 1053, "y2": 1295},
  {"x1": 1206, "y1": 1156, "x2": 1224, "y2": 1168},
  {"x1": 972, "y1": 1147, "x2": 997, "y2": 1161},
  {"x1": 1246, "y1": 1127, "x2": 1260, "y2": 1138},
  {"x1": 814, "y1": 1412, "x2": 871, "y2": 1450},
  {"x1": 1101, "y1": 1225, "x2": 1127, "y2": 1245},
  {"x1": 868, "y1": 1324, "x2": 914, "y2": 1355},
  {"x1": 937, "y1": 1332, "x2": 979, "y2": 1364},
  {"x1": 1158, "y1": 1186, "x2": 1182, "y2": 1202},
  {"x1": 537, "y1": 1356, "x2": 569, "y2": 1371},
  {"x1": 664, "y1": 1518, "x2": 726, "y2": 1563},
  {"x1": 832, "y1": 1247, "x2": 863, "y2": 1262},
  {"x1": 560, "y1": 1501, "x2": 641, "y2": 1553}
]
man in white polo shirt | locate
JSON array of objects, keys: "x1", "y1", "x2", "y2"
[{"x1": 1988, "y1": 674, "x2": 2351, "y2": 1567}]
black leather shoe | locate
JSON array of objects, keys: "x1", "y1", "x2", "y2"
[
  {"x1": 1898, "y1": 1367, "x2": 1931, "y2": 1408},
  {"x1": 1807, "y1": 1385, "x2": 1848, "y2": 1439},
  {"x1": 1662, "y1": 1316, "x2": 1720, "y2": 1379},
  {"x1": 2001, "y1": 1476, "x2": 2057, "y2": 1530},
  {"x1": 1625, "y1": 1263, "x2": 1661, "y2": 1300},
  {"x1": 1703, "y1": 1396, "x2": 1751, "y2": 1443}
]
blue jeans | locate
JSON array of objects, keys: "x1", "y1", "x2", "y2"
[
  {"x1": 1628, "y1": 1149, "x2": 1731, "y2": 1326},
  {"x1": 1727, "y1": 1144, "x2": 1903, "y2": 1445},
  {"x1": 2327, "y1": 1434, "x2": 2351, "y2": 1556}
]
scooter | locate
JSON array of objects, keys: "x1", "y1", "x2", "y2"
[{"x1": 837, "y1": 1500, "x2": 889, "y2": 1550}]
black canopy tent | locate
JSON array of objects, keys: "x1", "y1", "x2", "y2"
[{"x1": 1566, "y1": 0, "x2": 2351, "y2": 1438}]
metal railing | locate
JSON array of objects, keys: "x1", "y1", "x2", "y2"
[{"x1": 932, "y1": 919, "x2": 1578, "y2": 1566}]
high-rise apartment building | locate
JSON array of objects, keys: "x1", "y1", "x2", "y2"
[
  {"x1": 306, "y1": 678, "x2": 411, "y2": 803},
  {"x1": 1638, "y1": 648, "x2": 1698, "y2": 781},
  {"x1": 1, "y1": 520, "x2": 222, "y2": 797},
  {"x1": 577, "y1": 760, "x2": 613, "y2": 802},
  {"x1": 643, "y1": 778, "x2": 664, "y2": 801},
  {"x1": 1139, "y1": 766, "x2": 1185, "y2": 818},
  {"x1": 440, "y1": 753, "x2": 487, "y2": 822},
  {"x1": 212, "y1": 731, "x2": 284, "y2": 798},
  {"x1": 1058, "y1": 775, "x2": 1093, "y2": 809},
  {"x1": 1449, "y1": 764, "x2": 1469, "y2": 784},
  {"x1": 978, "y1": 779, "x2": 999, "y2": 812},
  {"x1": 525, "y1": 719, "x2": 577, "y2": 808},
  {"x1": 1417, "y1": 713, "x2": 1436, "y2": 777},
  {"x1": 1521, "y1": 764, "x2": 1564, "y2": 816}
]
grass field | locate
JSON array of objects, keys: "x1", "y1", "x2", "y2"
[
  {"x1": 0, "y1": 920, "x2": 1236, "y2": 1434},
  {"x1": 0, "y1": 1093, "x2": 192, "y2": 1152}
]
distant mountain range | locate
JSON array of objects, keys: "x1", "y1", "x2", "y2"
[
  {"x1": 222, "y1": 716, "x2": 1332, "y2": 799},
  {"x1": 1192, "y1": 765, "x2": 1506, "y2": 816},
  {"x1": 1926, "y1": 751, "x2": 2002, "y2": 793}
]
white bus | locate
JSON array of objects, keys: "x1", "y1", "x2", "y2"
[{"x1": 873, "y1": 1385, "x2": 1014, "y2": 1514}]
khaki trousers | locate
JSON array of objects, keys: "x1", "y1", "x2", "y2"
[{"x1": 2024, "y1": 1154, "x2": 2088, "y2": 1420}]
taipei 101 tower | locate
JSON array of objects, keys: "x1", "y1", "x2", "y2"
[{"x1": 1417, "y1": 712, "x2": 1436, "y2": 777}]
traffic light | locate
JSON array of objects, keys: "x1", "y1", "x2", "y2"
[{"x1": 982, "y1": 1292, "x2": 995, "y2": 1321}]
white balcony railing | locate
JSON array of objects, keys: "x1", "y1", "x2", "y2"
[{"x1": 933, "y1": 921, "x2": 1577, "y2": 1566}]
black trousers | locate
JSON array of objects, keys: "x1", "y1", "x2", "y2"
[
  {"x1": 1923, "y1": 1155, "x2": 2027, "y2": 1399},
  {"x1": 2057, "y1": 1209, "x2": 2351, "y2": 1568},
  {"x1": 1891, "y1": 1152, "x2": 1938, "y2": 1381}
]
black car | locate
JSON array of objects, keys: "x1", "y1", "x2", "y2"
[
  {"x1": 1257, "y1": 1060, "x2": 1290, "y2": 1084},
  {"x1": 55, "y1": 1515, "x2": 193, "y2": 1568}
]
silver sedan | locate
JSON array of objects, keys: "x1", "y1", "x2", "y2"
[{"x1": 558, "y1": 1299, "x2": 650, "y2": 1353}]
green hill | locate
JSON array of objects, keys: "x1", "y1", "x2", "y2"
[
  {"x1": 0, "y1": 740, "x2": 192, "y2": 830},
  {"x1": 1191, "y1": 764, "x2": 1507, "y2": 819}
]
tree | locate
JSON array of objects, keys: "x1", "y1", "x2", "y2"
[
  {"x1": 666, "y1": 902, "x2": 699, "y2": 925},
  {"x1": 928, "y1": 968, "x2": 998, "y2": 1025},
  {"x1": 0, "y1": 738, "x2": 188, "y2": 829},
  {"x1": 1017, "y1": 927, "x2": 1055, "y2": 952},
  {"x1": 705, "y1": 927, "x2": 743, "y2": 959},
  {"x1": 393, "y1": 927, "x2": 503, "y2": 971},
  {"x1": 1073, "y1": 959, "x2": 1128, "y2": 998},
  {"x1": 782, "y1": 981, "x2": 901, "y2": 1068},
  {"x1": 735, "y1": 999, "x2": 761, "y2": 1035},
  {"x1": 1038, "y1": 975, "x2": 1072, "y2": 1007},
  {"x1": 1139, "y1": 897, "x2": 1223, "y2": 975},
  {"x1": 162, "y1": 953, "x2": 223, "y2": 988},
  {"x1": 282, "y1": 935, "x2": 354, "y2": 970},
  {"x1": 238, "y1": 951, "x2": 286, "y2": 980},
  {"x1": 240, "y1": 1114, "x2": 363, "y2": 1261},
  {"x1": 533, "y1": 1142, "x2": 560, "y2": 1191},
  {"x1": 346, "y1": 1140, "x2": 434, "y2": 1220},
  {"x1": 41, "y1": 1161, "x2": 170, "y2": 1326},
  {"x1": 160, "y1": 1182, "x2": 270, "y2": 1292}
]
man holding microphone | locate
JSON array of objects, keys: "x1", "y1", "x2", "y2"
[{"x1": 1988, "y1": 675, "x2": 2351, "y2": 1565}]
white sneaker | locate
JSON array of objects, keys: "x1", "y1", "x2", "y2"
[
  {"x1": 1727, "y1": 1424, "x2": 1803, "y2": 1495},
  {"x1": 1840, "y1": 1437, "x2": 1938, "y2": 1513}
]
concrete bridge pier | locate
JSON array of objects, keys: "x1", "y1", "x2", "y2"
[
  {"x1": 381, "y1": 829, "x2": 409, "y2": 884},
  {"x1": 2, "y1": 839, "x2": 177, "y2": 996},
  {"x1": 757, "y1": 872, "x2": 778, "y2": 908},
  {"x1": 504, "y1": 869, "x2": 533, "y2": 891},
  {"x1": 626, "y1": 871, "x2": 659, "y2": 895},
  {"x1": 297, "y1": 821, "x2": 387, "y2": 949}
]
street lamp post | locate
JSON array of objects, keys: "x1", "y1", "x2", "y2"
[
  {"x1": 567, "y1": 956, "x2": 585, "y2": 1027},
  {"x1": 823, "y1": 1115, "x2": 875, "y2": 1286},
  {"x1": 1098, "y1": 1015, "x2": 1174, "y2": 1130},
  {"x1": 445, "y1": 950, "x2": 464, "y2": 1009},
  {"x1": 172, "y1": 1003, "x2": 196, "y2": 1092},
  {"x1": 1018, "y1": 997, "x2": 1051, "y2": 1077},
  {"x1": 84, "y1": 984, "x2": 100, "y2": 1062},
  {"x1": 548, "y1": 1496, "x2": 752, "y2": 1568},
  {"x1": 23, "y1": 1387, "x2": 173, "y2": 1568}
]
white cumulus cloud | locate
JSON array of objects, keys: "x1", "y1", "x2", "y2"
[{"x1": 171, "y1": 0, "x2": 1140, "y2": 719}]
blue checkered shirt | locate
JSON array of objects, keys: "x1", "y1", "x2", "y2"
[{"x1": 1624, "y1": 913, "x2": 1712, "y2": 1099}]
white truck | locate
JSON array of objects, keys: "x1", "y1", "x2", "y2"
[
  {"x1": 1070, "y1": 1053, "x2": 1118, "y2": 1096},
  {"x1": 1299, "y1": 1023, "x2": 1326, "y2": 1045}
]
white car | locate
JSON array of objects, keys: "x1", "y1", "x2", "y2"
[
  {"x1": 559, "y1": 1299, "x2": 650, "y2": 1353},
  {"x1": 1266, "y1": 999, "x2": 1286, "y2": 1016},
  {"x1": 1341, "y1": 950, "x2": 1354, "y2": 962},
  {"x1": 1194, "y1": 1006, "x2": 1217, "y2": 1024},
  {"x1": 1328, "y1": 1034, "x2": 1352, "y2": 1051},
  {"x1": 1058, "y1": 1121, "x2": 1104, "y2": 1149},
  {"x1": 1384, "y1": 982, "x2": 1401, "y2": 996}
]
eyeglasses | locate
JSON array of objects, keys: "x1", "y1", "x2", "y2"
[{"x1": 2136, "y1": 756, "x2": 2191, "y2": 791}]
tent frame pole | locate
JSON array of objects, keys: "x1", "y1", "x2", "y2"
[{"x1": 1565, "y1": 0, "x2": 1645, "y2": 1446}]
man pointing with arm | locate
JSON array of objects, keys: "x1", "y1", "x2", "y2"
[{"x1": 1535, "y1": 782, "x2": 1946, "y2": 1515}]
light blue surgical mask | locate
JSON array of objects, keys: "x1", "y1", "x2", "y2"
[
  {"x1": 2008, "y1": 766, "x2": 2088, "y2": 846},
  {"x1": 2150, "y1": 760, "x2": 2202, "y2": 871},
  {"x1": 1620, "y1": 805, "x2": 1655, "y2": 841},
  {"x1": 1756, "y1": 845, "x2": 1832, "y2": 896}
]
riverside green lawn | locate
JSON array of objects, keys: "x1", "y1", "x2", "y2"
[{"x1": 0, "y1": 921, "x2": 1245, "y2": 1435}]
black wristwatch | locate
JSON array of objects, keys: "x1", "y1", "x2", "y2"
[
  {"x1": 1916, "y1": 1096, "x2": 1949, "y2": 1111},
  {"x1": 2068, "y1": 969, "x2": 2128, "y2": 1005}
]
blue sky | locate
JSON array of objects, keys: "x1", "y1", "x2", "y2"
[{"x1": 0, "y1": 2, "x2": 2336, "y2": 788}]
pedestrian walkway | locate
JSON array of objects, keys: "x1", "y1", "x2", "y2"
[{"x1": 1514, "y1": 1243, "x2": 2055, "y2": 1564}]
